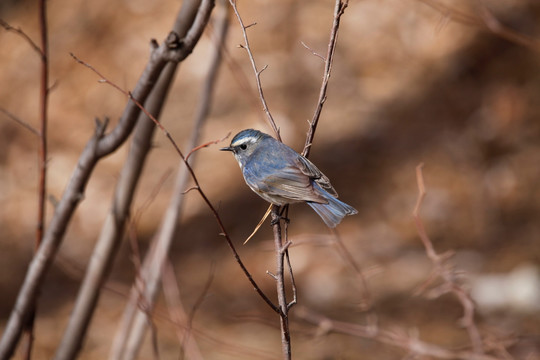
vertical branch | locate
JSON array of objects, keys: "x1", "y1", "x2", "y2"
[
  {"x1": 22, "y1": 0, "x2": 49, "y2": 358},
  {"x1": 54, "y1": 2, "x2": 210, "y2": 359},
  {"x1": 271, "y1": 207, "x2": 291, "y2": 360},
  {"x1": 36, "y1": 0, "x2": 49, "y2": 250},
  {"x1": 111, "y1": 2, "x2": 226, "y2": 358},
  {"x1": 0, "y1": 20, "x2": 198, "y2": 360},
  {"x1": 302, "y1": 0, "x2": 348, "y2": 158},
  {"x1": 228, "y1": 2, "x2": 294, "y2": 357},
  {"x1": 228, "y1": 0, "x2": 281, "y2": 141}
]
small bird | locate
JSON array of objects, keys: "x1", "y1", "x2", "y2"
[{"x1": 220, "y1": 129, "x2": 357, "y2": 228}]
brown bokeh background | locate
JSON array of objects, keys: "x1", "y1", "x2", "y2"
[{"x1": 1, "y1": 0, "x2": 539, "y2": 359}]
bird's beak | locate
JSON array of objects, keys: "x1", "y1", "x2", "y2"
[{"x1": 220, "y1": 146, "x2": 233, "y2": 152}]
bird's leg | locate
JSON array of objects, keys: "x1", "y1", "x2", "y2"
[{"x1": 271, "y1": 206, "x2": 290, "y2": 225}]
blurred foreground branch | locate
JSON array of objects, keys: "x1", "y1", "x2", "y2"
[
  {"x1": 110, "y1": 1, "x2": 228, "y2": 358},
  {"x1": 0, "y1": 1, "x2": 213, "y2": 358},
  {"x1": 53, "y1": 1, "x2": 214, "y2": 359}
]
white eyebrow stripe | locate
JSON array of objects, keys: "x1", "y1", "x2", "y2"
[{"x1": 231, "y1": 136, "x2": 258, "y2": 147}]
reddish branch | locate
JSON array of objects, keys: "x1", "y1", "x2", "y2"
[
  {"x1": 295, "y1": 307, "x2": 501, "y2": 360},
  {"x1": 413, "y1": 164, "x2": 484, "y2": 354},
  {"x1": 73, "y1": 54, "x2": 279, "y2": 317}
]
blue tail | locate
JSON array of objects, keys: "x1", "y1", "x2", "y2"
[{"x1": 307, "y1": 189, "x2": 357, "y2": 228}]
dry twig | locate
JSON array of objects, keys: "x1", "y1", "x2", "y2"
[
  {"x1": 417, "y1": 0, "x2": 540, "y2": 51},
  {"x1": 295, "y1": 307, "x2": 502, "y2": 360},
  {"x1": 0, "y1": 2, "x2": 214, "y2": 357},
  {"x1": 302, "y1": 0, "x2": 349, "y2": 158},
  {"x1": 228, "y1": 0, "x2": 281, "y2": 140},
  {"x1": 413, "y1": 164, "x2": 484, "y2": 354},
  {"x1": 0, "y1": 108, "x2": 40, "y2": 136}
]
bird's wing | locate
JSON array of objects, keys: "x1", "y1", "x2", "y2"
[
  {"x1": 296, "y1": 155, "x2": 338, "y2": 197},
  {"x1": 244, "y1": 164, "x2": 327, "y2": 204}
]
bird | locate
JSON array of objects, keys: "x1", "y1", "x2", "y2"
[{"x1": 220, "y1": 129, "x2": 357, "y2": 228}]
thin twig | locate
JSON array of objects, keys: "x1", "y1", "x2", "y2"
[
  {"x1": 0, "y1": 7, "x2": 212, "y2": 358},
  {"x1": 110, "y1": 2, "x2": 277, "y2": 358},
  {"x1": 55, "y1": 3, "x2": 214, "y2": 356},
  {"x1": 184, "y1": 263, "x2": 215, "y2": 355},
  {"x1": 295, "y1": 307, "x2": 502, "y2": 360},
  {"x1": 0, "y1": 19, "x2": 43, "y2": 55},
  {"x1": 413, "y1": 164, "x2": 484, "y2": 354},
  {"x1": 161, "y1": 260, "x2": 204, "y2": 360},
  {"x1": 330, "y1": 228, "x2": 373, "y2": 311},
  {"x1": 228, "y1": 0, "x2": 281, "y2": 140},
  {"x1": 185, "y1": 132, "x2": 230, "y2": 161},
  {"x1": 36, "y1": 0, "x2": 49, "y2": 268},
  {"x1": 0, "y1": 108, "x2": 40, "y2": 136},
  {"x1": 416, "y1": 0, "x2": 540, "y2": 51},
  {"x1": 228, "y1": 2, "x2": 297, "y2": 358},
  {"x1": 302, "y1": 0, "x2": 349, "y2": 158},
  {"x1": 55, "y1": 253, "x2": 279, "y2": 360},
  {"x1": 300, "y1": 41, "x2": 326, "y2": 61},
  {"x1": 283, "y1": 208, "x2": 297, "y2": 311},
  {"x1": 20, "y1": 1, "x2": 50, "y2": 358},
  {"x1": 105, "y1": 6, "x2": 217, "y2": 358}
]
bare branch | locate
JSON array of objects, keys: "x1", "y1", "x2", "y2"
[
  {"x1": 300, "y1": 41, "x2": 326, "y2": 61},
  {"x1": 0, "y1": 108, "x2": 39, "y2": 136},
  {"x1": 185, "y1": 132, "x2": 230, "y2": 161},
  {"x1": 162, "y1": 260, "x2": 204, "y2": 360},
  {"x1": 330, "y1": 228, "x2": 373, "y2": 312},
  {"x1": 296, "y1": 307, "x2": 502, "y2": 360},
  {"x1": 23, "y1": 1, "x2": 51, "y2": 356},
  {"x1": 0, "y1": 2, "x2": 215, "y2": 357},
  {"x1": 228, "y1": 0, "x2": 281, "y2": 140},
  {"x1": 0, "y1": 18, "x2": 43, "y2": 56},
  {"x1": 416, "y1": 0, "x2": 540, "y2": 51},
  {"x1": 111, "y1": 3, "x2": 279, "y2": 359},
  {"x1": 413, "y1": 164, "x2": 484, "y2": 354},
  {"x1": 302, "y1": 0, "x2": 349, "y2": 158},
  {"x1": 271, "y1": 206, "x2": 291, "y2": 359}
]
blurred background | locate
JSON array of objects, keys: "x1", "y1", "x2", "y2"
[{"x1": 1, "y1": 0, "x2": 539, "y2": 358}]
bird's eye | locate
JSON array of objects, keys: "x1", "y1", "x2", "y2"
[{"x1": 240, "y1": 144, "x2": 247, "y2": 150}]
